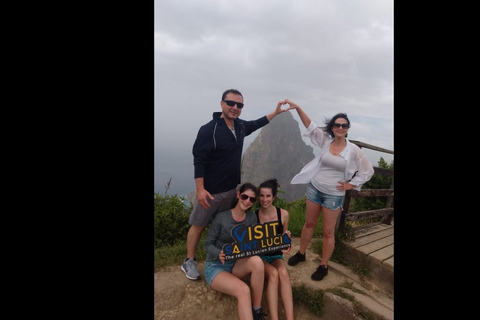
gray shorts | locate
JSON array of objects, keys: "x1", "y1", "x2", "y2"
[{"x1": 188, "y1": 188, "x2": 237, "y2": 227}]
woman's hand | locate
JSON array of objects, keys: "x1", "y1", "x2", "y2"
[
  {"x1": 282, "y1": 230, "x2": 293, "y2": 253},
  {"x1": 275, "y1": 100, "x2": 290, "y2": 115},
  {"x1": 219, "y1": 250, "x2": 226, "y2": 264},
  {"x1": 337, "y1": 181, "x2": 354, "y2": 191},
  {"x1": 284, "y1": 99, "x2": 299, "y2": 111}
]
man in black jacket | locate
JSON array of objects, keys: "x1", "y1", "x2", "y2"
[{"x1": 181, "y1": 88, "x2": 289, "y2": 280}]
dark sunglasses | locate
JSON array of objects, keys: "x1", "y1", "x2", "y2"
[
  {"x1": 240, "y1": 194, "x2": 256, "y2": 202},
  {"x1": 223, "y1": 100, "x2": 244, "y2": 109},
  {"x1": 333, "y1": 123, "x2": 350, "y2": 129}
]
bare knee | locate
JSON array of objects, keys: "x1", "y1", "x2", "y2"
[
  {"x1": 190, "y1": 225, "x2": 205, "y2": 235},
  {"x1": 267, "y1": 268, "x2": 279, "y2": 283},
  {"x1": 323, "y1": 230, "x2": 335, "y2": 239},
  {"x1": 305, "y1": 221, "x2": 317, "y2": 229},
  {"x1": 278, "y1": 268, "x2": 290, "y2": 282},
  {"x1": 251, "y1": 256, "x2": 264, "y2": 270},
  {"x1": 237, "y1": 282, "x2": 251, "y2": 299}
]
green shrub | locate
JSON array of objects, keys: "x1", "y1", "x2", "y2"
[
  {"x1": 154, "y1": 192, "x2": 192, "y2": 248},
  {"x1": 350, "y1": 157, "x2": 394, "y2": 212}
]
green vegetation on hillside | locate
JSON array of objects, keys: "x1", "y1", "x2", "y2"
[{"x1": 154, "y1": 158, "x2": 393, "y2": 270}]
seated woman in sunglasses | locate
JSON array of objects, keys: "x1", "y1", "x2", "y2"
[
  {"x1": 284, "y1": 99, "x2": 374, "y2": 282},
  {"x1": 204, "y1": 182, "x2": 266, "y2": 320}
]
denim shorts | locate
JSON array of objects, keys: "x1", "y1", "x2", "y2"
[
  {"x1": 204, "y1": 260, "x2": 236, "y2": 287},
  {"x1": 305, "y1": 182, "x2": 344, "y2": 210},
  {"x1": 259, "y1": 254, "x2": 284, "y2": 264}
]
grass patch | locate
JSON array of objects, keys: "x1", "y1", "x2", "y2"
[
  {"x1": 327, "y1": 284, "x2": 386, "y2": 320},
  {"x1": 328, "y1": 286, "x2": 356, "y2": 304},
  {"x1": 348, "y1": 258, "x2": 371, "y2": 279},
  {"x1": 285, "y1": 198, "x2": 323, "y2": 237},
  {"x1": 311, "y1": 235, "x2": 371, "y2": 279},
  {"x1": 154, "y1": 231, "x2": 208, "y2": 271},
  {"x1": 291, "y1": 284, "x2": 325, "y2": 317}
]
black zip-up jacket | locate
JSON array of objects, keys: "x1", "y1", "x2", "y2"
[{"x1": 193, "y1": 112, "x2": 270, "y2": 195}]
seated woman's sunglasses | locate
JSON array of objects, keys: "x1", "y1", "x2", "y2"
[{"x1": 240, "y1": 194, "x2": 256, "y2": 202}]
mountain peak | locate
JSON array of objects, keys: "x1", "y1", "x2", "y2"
[{"x1": 241, "y1": 111, "x2": 314, "y2": 202}]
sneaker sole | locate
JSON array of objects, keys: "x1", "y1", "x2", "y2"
[
  {"x1": 181, "y1": 265, "x2": 201, "y2": 280},
  {"x1": 311, "y1": 274, "x2": 327, "y2": 281},
  {"x1": 311, "y1": 268, "x2": 328, "y2": 281},
  {"x1": 287, "y1": 258, "x2": 306, "y2": 266}
]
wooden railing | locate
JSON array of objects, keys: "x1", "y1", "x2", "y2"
[{"x1": 336, "y1": 140, "x2": 394, "y2": 233}]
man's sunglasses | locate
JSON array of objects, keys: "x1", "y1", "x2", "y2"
[
  {"x1": 333, "y1": 123, "x2": 350, "y2": 129},
  {"x1": 223, "y1": 100, "x2": 244, "y2": 109},
  {"x1": 240, "y1": 194, "x2": 256, "y2": 203}
]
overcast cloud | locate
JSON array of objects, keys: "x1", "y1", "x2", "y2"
[{"x1": 154, "y1": 0, "x2": 393, "y2": 197}]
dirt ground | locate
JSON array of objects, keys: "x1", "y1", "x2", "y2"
[{"x1": 154, "y1": 237, "x2": 387, "y2": 320}]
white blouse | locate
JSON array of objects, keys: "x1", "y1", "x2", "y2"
[{"x1": 290, "y1": 121, "x2": 375, "y2": 191}]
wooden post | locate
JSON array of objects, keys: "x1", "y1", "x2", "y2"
[
  {"x1": 337, "y1": 190, "x2": 352, "y2": 233},
  {"x1": 382, "y1": 175, "x2": 394, "y2": 225}
]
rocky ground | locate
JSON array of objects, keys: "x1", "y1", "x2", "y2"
[{"x1": 154, "y1": 237, "x2": 393, "y2": 320}]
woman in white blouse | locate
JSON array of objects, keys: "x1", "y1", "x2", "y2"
[{"x1": 284, "y1": 99, "x2": 374, "y2": 281}]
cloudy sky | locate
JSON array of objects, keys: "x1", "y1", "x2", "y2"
[{"x1": 154, "y1": 0, "x2": 393, "y2": 197}]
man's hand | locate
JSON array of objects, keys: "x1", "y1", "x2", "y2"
[{"x1": 197, "y1": 188, "x2": 214, "y2": 209}]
